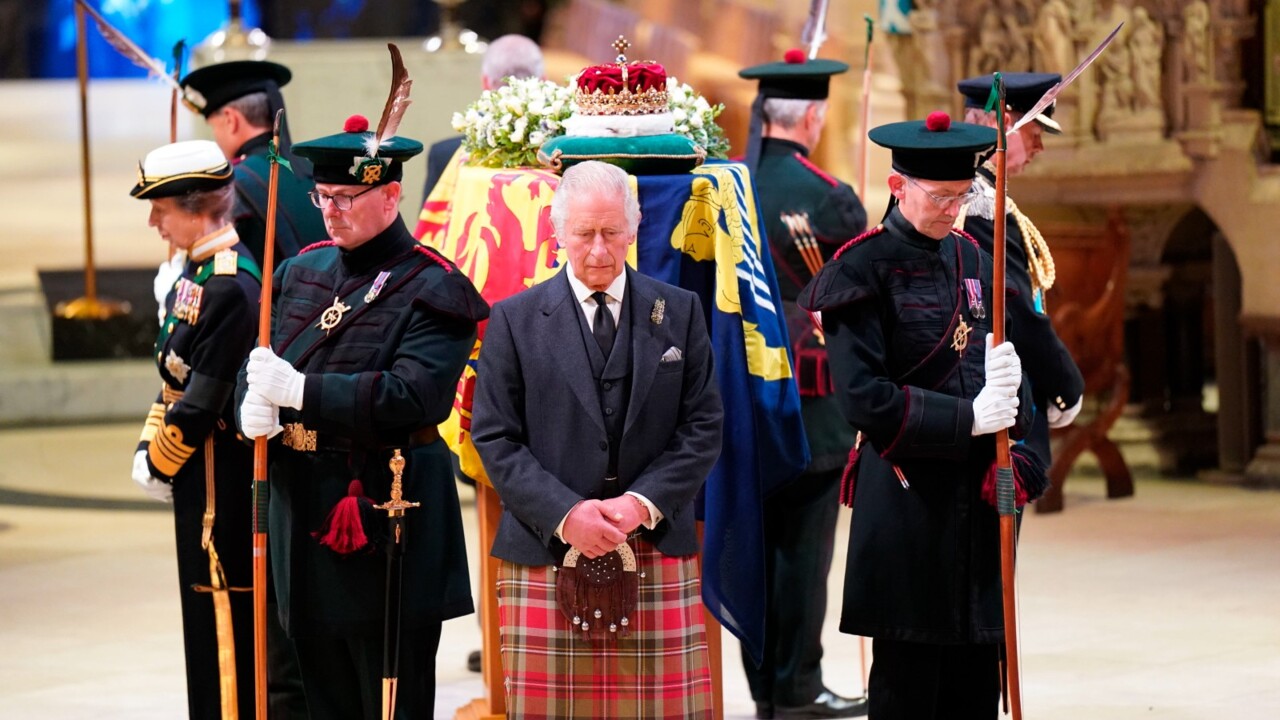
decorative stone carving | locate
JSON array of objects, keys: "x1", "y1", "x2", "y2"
[
  {"x1": 1182, "y1": 1, "x2": 1212, "y2": 84},
  {"x1": 1129, "y1": 7, "x2": 1165, "y2": 116},
  {"x1": 1034, "y1": 0, "x2": 1075, "y2": 75}
]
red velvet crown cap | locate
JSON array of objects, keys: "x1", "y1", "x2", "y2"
[{"x1": 577, "y1": 62, "x2": 668, "y2": 94}]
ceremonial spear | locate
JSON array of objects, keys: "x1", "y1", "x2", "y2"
[
  {"x1": 856, "y1": 15, "x2": 874, "y2": 203},
  {"x1": 252, "y1": 108, "x2": 287, "y2": 720},
  {"x1": 984, "y1": 26, "x2": 1123, "y2": 718}
]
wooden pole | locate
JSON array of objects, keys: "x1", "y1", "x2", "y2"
[
  {"x1": 252, "y1": 109, "x2": 285, "y2": 720},
  {"x1": 57, "y1": 2, "x2": 128, "y2": 320},
  {"x1": 990, "y1": 75, "x2": 1023, "y2": 720}
]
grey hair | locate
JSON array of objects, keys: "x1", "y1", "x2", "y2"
[
  {"x1": 175, "y1": 184, "x2": 236, "y2": 223},
  {"x1": 482, "y1": 34, "x2": 544, "y2": 87},
  {"x1": 763, "y1": 98, "x2": 826, "y2": 130},
  {"x1": 224, "y1": 91, "x2": 272, "y2": 128},
  {"x1": 549, "y1": 161, "x2": 640, "y2": 237}
]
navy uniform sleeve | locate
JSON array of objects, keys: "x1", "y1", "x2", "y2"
[
  {"x1": 144, "y1": 278, "x2": 255, "y2": 480},
  {"x1": 811, "y1": 180, "x2": 867, "y2": 247}
]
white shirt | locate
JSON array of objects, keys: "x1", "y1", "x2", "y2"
[
  {"x1": 565, "y1": 261, "x2": 625, "y2": 331},
  {"x1": 555, "y1": 265, "x2": 663, "y2": 541}
]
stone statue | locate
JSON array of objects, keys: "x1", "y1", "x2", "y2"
[
  {"x1": 970, "y1": 8, "x2": 1008, "y2": 77},
  {"x1": 1002, "y1": 12, "x2": 1032, "y2": 71},
  {"x1": 1129, "y1": 7, "x2": 1164, "y2": 114},
  {"x1": 1182, "y1": 0, "x2": 1211, "y2": 84},
  {"x1": 1092, "y1": 0, "x2": 1133, "y2": 130},
  {"x1": 1034, "y1": 0, "x2": 1075, "y2": 75}
]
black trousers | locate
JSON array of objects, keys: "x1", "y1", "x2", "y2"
[
  {"x1": 868, "y1": 639, "x2": 1000, "y2": 720},
  {"x1": 171, "y1": 445, "x2": 255, "y2": 720},
  {"x1": 741, "y1": 468, "x2": 842, "y2": 707},
  {"x1": 295, "y1": 623, "x2": 443, "y2": 720}
]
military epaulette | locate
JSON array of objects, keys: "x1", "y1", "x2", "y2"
[
  {"x1": 963, "y1": 175, "x2": 997, "y2": 221},
  {"x1": 794, "y1": 153, "x2": 838, "y2": 188},
  {"x1": 832, "y1": 225, "x2": 886, "y2": 261},
  {"x1": 414, "y1": 244, "x2": 452, "y2": 272},
  {"x1": 299, "y1": 240, "x2": 337, "y2": 255},
  {"x1": 193, "y1": 254, "x2": 262, "y2": 284},
  {"x1": 213, "y1": 249, "x2": 239, "y2": 275}
]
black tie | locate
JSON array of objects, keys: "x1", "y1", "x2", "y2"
[{"x1": 591, "y1": 291, "x2": 616, "y2": 355}]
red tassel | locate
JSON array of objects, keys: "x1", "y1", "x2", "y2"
[
  {"x1": 981, "y1": 459, "x2": 1029, "y2": 510},
  {"x1": 839, "y1": 435, "x2": 863, "y2": 508},
  {"x1": 313, "y1": 479, "x2": 374, "y2": 554}
]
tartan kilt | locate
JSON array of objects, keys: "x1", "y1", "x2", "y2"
[{"x1": 497, "y1": 538, "x2": 714, "y2": 719}]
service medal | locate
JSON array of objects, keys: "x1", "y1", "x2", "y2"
[
  {"x1": 317, "y1": 296, "x2": 352, "y2": 335},
  {"x1": 365, "y1": 271, "x2": 391, "y2": 304}
]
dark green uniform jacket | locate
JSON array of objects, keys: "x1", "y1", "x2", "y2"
[
  {"x1": 800, "y1": 207, "x2": 1034, "y2": 645},
  {"x1": 961, "y1": 166, "x2": 1083, "y2": 464},
  {"x1": 245, "y1": 216, "x2": 489, "y2": 639},
  {"x1": 756, "y1": 137, "x2": 867, "y2": 473},
  {"x1": 138, "y1": 233, "x2": 261, "y2": 720},
  {"x1": 231, "y1": 132, "x2": 327, "y2": 266}
]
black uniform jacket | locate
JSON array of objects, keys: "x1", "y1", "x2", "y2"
[
  {"x1": 961, "y1": 167, "x2": 1083, "y2": 462},
  {"x1": 757, "y1": 138, "x2": 867, "y2": 473},
  {"x1": 242, "y1": 216, "x2": 489, "y2": 638},
  {"x1": 140, "y1": 233, "x2": 260, "y2": 483},
  {"x1": 232, "y1": 132, "x2": 327, "y2": 266},
  {"x1": 800, "y1": 207, "x2": 1035, "y2": 645}
]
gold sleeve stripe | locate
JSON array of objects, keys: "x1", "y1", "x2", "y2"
[
  {"x1": 150, "y1": 421, "x2": 196, "y2": 477},
  {"x1": 139, "y1": 403, "x2": 165, "y2": 443}
]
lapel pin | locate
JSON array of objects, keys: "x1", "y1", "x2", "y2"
[{"x1": 651, "y1": 298, "x2": 665, "y2": 325}]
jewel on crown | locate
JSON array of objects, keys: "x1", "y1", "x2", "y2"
[{"x1": 574, "y1": 35, "x2": 670, "y2": 117}]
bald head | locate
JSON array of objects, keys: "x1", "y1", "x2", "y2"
[{"x1": 482, "y1": 35, "x2": 544, "y2": 89}]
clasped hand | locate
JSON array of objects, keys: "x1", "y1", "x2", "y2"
[{"x1": 562, "y1": 497, "x2": 650, "y2": 559}]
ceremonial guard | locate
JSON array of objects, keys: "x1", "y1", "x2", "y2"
[
  {"x1": 800, "y1": 114, "x2": 1042, "y2": 719},
  {"x1": 738, "y1": 52, "x2": 868, "y2": 719},
  {"x1": 181, "y1": 60, "x2": 326, "y2": 265},
  {"x1": 129, "y1": 140, "x2": 261, "y2": 720},
  {"x1": 237, "y1": 113, "x2": 488, "y2": 718},
  {"x1": 957, "y1": 72, "x2": 1085, "y2": 463}
]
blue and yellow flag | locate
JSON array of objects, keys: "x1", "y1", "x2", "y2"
[{"x1": 416, "y1": 160, "x2": 809, "y2": 664}]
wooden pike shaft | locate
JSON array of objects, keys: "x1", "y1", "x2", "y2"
[
  {"x1": 992, "y1": 81, "x2": 1023, "y2": 720},
  {"x1": 252, "y1": 109, "x2": 285, "y2": 720},
  {"x1": 75, "y1": 3, "x2": 98, "y2": 303}
]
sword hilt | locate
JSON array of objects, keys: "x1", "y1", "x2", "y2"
[{"x1": 376, "y1": 449, "x2": 420, "y2": 517}]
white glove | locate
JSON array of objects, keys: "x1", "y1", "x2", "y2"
[
  {"x1": 132, "y1": 450, "x2": 173, "y2": 503},
  {"x1": 239, "y1": 389, "x2": 283, "y2": 440},
  {"x1": 1048, "y1": 395, "x2": 1083, "y2": 428},
  {"x1": 983, "y1": 334, "x2": 1022, "y2": 390},
  {"x1": 153, "y1": 251, "x2": 186, "y2": 326},
  {"x1": 246, "y1": 347, "x2": 306, "y2": 410},
  {"x1": 971, "y1": 384, "x2": 1020, "y2": 436}
]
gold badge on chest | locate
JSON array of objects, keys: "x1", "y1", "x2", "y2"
[
  {"x1": 316, "y1": 296, "x2": 352, "y2": 335},
  {"x1": 164, "y1": 349, "x2": 191, "y2": 384},
  {"x1": 951, "y1": 318, "x2": 972, "y2": 353}
]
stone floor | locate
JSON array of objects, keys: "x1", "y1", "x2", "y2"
[{"x1": 1, "y1": 422, "x2": 1277, "y2": 718}]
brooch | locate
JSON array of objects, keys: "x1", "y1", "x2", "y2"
[{"x1": 650, "y1": 298, "x2": 665, "y2": 325}]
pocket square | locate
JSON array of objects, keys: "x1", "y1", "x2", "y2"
[{"x1": 660, "y1": 347, "x2": 683, "y2": 363}]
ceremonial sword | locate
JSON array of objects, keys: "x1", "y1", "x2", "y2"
[{"x1": 376, "y1": 449, "x2": 419, "y2": 720}]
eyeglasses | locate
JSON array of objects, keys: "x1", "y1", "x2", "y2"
[
  {"x1": 901, "y1": 175, "x2": 980, "y2": 210},
  {"x1": 308, "y1": 185, "x2": 377, "y2": 211}
]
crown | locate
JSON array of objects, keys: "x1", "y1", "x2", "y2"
[{"x1": 574, "y1": 36, "x2": 669, "y2": 116}]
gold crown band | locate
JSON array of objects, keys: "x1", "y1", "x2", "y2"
[{"x1": 575, "y1": 87, "x2": 669, "y2": 116}]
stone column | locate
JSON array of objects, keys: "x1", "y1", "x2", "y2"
[
  {"x1": 1210, "y1": 233, "x2": 1260, "y2": 477},
  {"x1": 1244, "y1": 322, "x2": 1280, "y2": 488}
]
